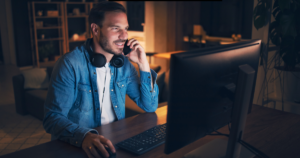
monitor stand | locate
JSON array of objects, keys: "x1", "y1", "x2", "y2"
[
  {"x1": 184, "y1": 64, "x2": 257, "y2": 158},
  {"x1": 183, "y1": 138, "x2": 255, "y2": 158}
]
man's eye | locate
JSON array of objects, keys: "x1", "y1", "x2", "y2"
[{"x1": 113, "y1": 27, "x2": 118, "y2": 30}]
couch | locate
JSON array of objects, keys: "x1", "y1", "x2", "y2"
[{"x1": 13, "y1": 64, "x2": 169, "y2": 120}]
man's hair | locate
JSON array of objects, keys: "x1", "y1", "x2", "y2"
[{"x1": 88, "y1": 1, "x2": 126, "y2": 28}]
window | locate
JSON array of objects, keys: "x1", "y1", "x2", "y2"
[{"x1": 126, "y1": 1, "x2": 144, "y2": 31}]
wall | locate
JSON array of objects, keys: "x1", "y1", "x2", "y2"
[
  {"x1": 0, "y1": 0, "x2": 16, "y2": 65},
  {"x1": 145, "y1": 2, "x2": 155, "y2": 53},
  {"x1": 144, "y1": 1, "x2": 168, "y2": 54},
  {"x1": 11, "y1": 0, "x2": 42, "y2": 67}
]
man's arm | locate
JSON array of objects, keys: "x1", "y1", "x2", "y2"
[
  {"x1": 124, "y1": 38, "x2": 159, "y2": 112},
  {"x1": 43, "y1": 57, "x2": 98, "y2": 147},
  {"x1": 127, "y1": 64, "x2": 159, "y2": 112},
  {"x1": 138, "y1": 62, "x2": 154, "y2": 91}
]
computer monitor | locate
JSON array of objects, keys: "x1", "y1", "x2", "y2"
[{"x1": 164, "y1": 39, "x2": 261, "y2": 157}]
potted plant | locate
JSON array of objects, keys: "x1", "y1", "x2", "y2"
[
  {"x1": 38, "y1": 42, "x2": 55, "y2": 62},
  {"x1": 253, "y1": 0, "x2": 300, "y2": 108},
  {"x1": 253, "y1": 0, "x2": 300, "y2": 69}
]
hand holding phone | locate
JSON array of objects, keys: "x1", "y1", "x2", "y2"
[{"x1": 123, "y1": 40, "x2": 132, "y2": 55}]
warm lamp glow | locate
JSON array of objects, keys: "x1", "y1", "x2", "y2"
[{"x1": 72, "y1": 34, "x2": 79, "y2": 41}]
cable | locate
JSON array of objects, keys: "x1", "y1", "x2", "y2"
[
  {"x1": 256, "y1": 47, "x2": 276, "y2": 105},
  {"x1": 257, "y1": 44, "x2": 279, "y2": 106},
  {"x1": 276, "y1": 64, "x2": 285, "y2": 111},
  {"x1": 212, "y1": 126, "x2": 270, "y2": 158},
  {"x1": 207, "y1": 133, "x2": 230, "y2": 137},
  {"x1": 239, "y1": 140, "x2": 270, "y2": 158}
]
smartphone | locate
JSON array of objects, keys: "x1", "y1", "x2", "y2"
[{"x1": 123, "y1": 40, "x2": 132, "y2": 55}]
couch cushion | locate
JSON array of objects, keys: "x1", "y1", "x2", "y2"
[
  {"x1": 21, "y1": 68, "x2": 49, "y2": 89},
  {"x1": 25, "y1": 90, "x2": 48, "y2": 120}
]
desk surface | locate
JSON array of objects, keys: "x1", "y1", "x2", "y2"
[
  {"x1": 2, "y1": 105, "x2": 300, "y2": 158},
  {"x1": 153, "y1": 50, "x2": 185, "y2": 60},
  {"x1": 154, "y1": 37, "x2": 249, "y2": 60}
]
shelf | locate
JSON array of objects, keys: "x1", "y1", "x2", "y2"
[
  {"x1": 30, "y1": 1, "x2": 67, "y2": 68},
  {"x1": 67, "y1": 15, "x2": 88, "y2": 18},
  {"x1": 66, "y1": 2, "x2": 93, "y2": 4},
  {"x1": 37, "y1": 26, "x2": 62, "y2": 29},
  {"x1": 35, "y1": 16, "x2": 62, "y2": 19},
  {"x1": 37, "y1": 38, "x2": 64, "y2": 42},
  {"x1": 69, "y1": 39, "x2": 86, "y2": 43},
  {"x1": 39, "y1": 60, "x2": 57, "y2": 68},
  {"x1": 32, "y1": 2, "x2": 62, "y2": 4}
]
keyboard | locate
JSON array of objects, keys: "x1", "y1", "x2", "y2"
[{"x1": 116, "y1": 123, "x2": 167, "y2": 155}]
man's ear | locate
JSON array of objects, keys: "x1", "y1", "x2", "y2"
[{"x1": 91, "y1": 23, "x2": 99, "y2": 36}]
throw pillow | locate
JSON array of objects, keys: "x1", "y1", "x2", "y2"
[{"x1": 21, "y1": 68, "x2": 49, "y2": 89}]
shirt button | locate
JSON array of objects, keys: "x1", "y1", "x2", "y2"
[
  {"x1": 94, "y1": 72, "x2": 96, "y2": 74},
  {"x1": 97, "y1": 108, "x2": 99, "y2": 110},
  {"x1": 115, "y1": 106, "x2": 117, "y2": 108},
  {"x1": 76, "y1": 141, "x2": 78, "y2": 144},
  {"x1": 111, "y1": 89, "x2": 114, "y2": 91},
  {"x1": 111, "y1": 73, "x2": 113, "y2": 75},
  {"x1": 89, "y1": 90, "x2": 91, "y2": 92},
  {"x1": 95, "y1": 90, "x2": 97, "y2": 92},
  {"x1": 122, "y1": 85, "x2": 124, "y2": 87},
  {"x1": 148, "y1": 76, "x2": 150, "y2": 78}
]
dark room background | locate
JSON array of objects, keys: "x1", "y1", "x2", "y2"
[{"x1": 12, "y1": 0, "x2": 253, "y2": 67}]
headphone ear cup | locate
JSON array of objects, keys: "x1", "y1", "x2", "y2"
[
  {"x1": 91, "y1": 53, "x2": 106, "y2": 67},
  {"x1": 110, "y1": 55, "x2": 124, "y2": 68}
]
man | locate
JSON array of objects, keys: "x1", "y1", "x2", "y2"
[{"x1": 43, "y1": 2, "x2": 159, "y2": 158}]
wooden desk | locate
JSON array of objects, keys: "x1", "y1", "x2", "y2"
[
  {"x1": 152, "y1": 37, "x2": 245, "y2": 71},
  {"x1": 153, "y1": 50, "x2": 185, "y2": 72},
  {"x1": 203, "y1": 36, "x2": 248, "y2": 45},
  {"x1": 2, "y1": 105, "x2": 300, "y2": 158},
  {"x1": 153, "y1": 50, "x2": 185, "y2": 60}
]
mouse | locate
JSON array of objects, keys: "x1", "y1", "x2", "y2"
[{"x1": 97, "y1": 146, "x2": 116, "y2": 158}]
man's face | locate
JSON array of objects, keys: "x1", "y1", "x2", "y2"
[{"x1": 97, "y1": 11, "x2": 129, "y2": 55}]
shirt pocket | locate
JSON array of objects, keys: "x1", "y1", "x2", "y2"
[
  {"x1": 116, "y1": 78, "x2": 130, "y2": 101},
  {"x1": 75, "y1": 83, "x2": 93, "y2": 112}
]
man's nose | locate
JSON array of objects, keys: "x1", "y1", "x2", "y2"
[{"x1": 119, "y1": 29, "x2": 128, "y2": 40}]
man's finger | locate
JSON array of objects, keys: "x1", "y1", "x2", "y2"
[
  {"x1": 127, "y1": 38, "x2": 135, "y2": 46},
  {"x1": 100, "y1": 137, "x2": 116, "y2": 153},
  {"x1": 130, "y1": 40, "x2": 139, "y2": 48},
  {"x1": 83, "y1": 147, "x2": 95, "y2": 158},
  {"x1": 94, "y1": 140, "x2": 109, "y2": 158},
  {"x1": 133, "y1": 45, "x2": 143, "y2": 52},
  {"x1": 89, "y1": 145, "x2": 102, "y2": 158}
]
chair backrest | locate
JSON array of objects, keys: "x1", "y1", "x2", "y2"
[{"x1": 160, "y1": 70, "x2": 169, "y2": 103}]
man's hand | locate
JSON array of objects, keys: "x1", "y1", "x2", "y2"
[
  {"x1": 82, "y1": 132, "x2": 116, "y2": 158},
  {"x1": 125, "y1": 38, "x2": 150, "y2": 72}
]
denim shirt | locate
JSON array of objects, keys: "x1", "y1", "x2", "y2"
[{"x1": 43, "y1": 45, "x2": 158, "y2": 147}]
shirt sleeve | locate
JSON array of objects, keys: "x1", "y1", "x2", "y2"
[
  {"x1": 125, "y1": 63, "x2": 159, "y2": 112},
  {"x1": 43, "y1": 56, "x2": 98, "y2": 147}
]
